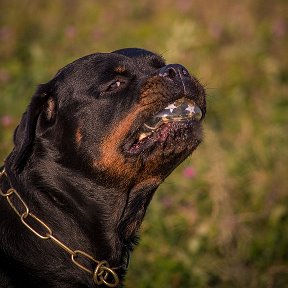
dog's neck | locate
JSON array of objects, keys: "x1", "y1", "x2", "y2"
[{"x1": 1, "y1": 157, "x2": 161, "y2": 287}]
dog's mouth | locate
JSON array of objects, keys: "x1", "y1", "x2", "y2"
[{"x1": 125, "y1": 98, "x2": 203, "y2": 155}]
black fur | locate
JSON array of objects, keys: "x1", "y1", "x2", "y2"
[{"x1": 0, "y1": 48, "x2": 206, "y2": 287}]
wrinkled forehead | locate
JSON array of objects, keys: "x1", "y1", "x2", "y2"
[{"x1": 55, "y1": 50, "x2": 166, "y2": 81}]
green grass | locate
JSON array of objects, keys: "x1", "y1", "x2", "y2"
[{"x1": 1, "y1": 1, "x2": 288, "y2": 287}]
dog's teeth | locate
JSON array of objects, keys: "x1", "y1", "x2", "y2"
[{"x1": 138, "y1": 132, "x2": 151, "y2": 141}]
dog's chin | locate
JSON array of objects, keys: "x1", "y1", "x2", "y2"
[
  {"x1": 127, "y1": 121, "x2": 201, "y2": 153},
  {"x1": 123, "y1": 119, "x2": 203, "y2": 173}
]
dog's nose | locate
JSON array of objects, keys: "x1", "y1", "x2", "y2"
[{"x1": 159, "y1": 64, "x2": 190, "y2": 79}]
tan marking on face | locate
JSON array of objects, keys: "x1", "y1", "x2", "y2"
[
  {"x1": 93, "y1": 104, "x2": 146, "y2": 181},
  {"x1": 94, "y1": 103, "x2": 168, "y2": 184},
  {"x1": 94, "y1": 76, "x2": 172, "y2": 183},
  {"x1": 75, "y1": 127, "x2": 83, "y2": 146},
  {"x1": 140, "y1": 76, "x2": 171, "y2": 105},
  {"x1": 114, "y1": 66, "x2": 126, "y2": 73}
]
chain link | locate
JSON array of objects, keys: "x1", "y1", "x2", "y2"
[
  {"x1": 0, "y1": 167, "x2": 120, "y2": 287},
  {"x1": 93, "y1": 261, "x2": 120, "y2": 287},
  {"x1": 21, "y1": 212, "x2": 52, "y2": 239},
  {"x1": 6, "y1": 189, "x2": 30, "y2": 217}
]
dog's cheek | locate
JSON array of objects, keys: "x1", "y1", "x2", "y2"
[{"x1": 92, "y1": 106, "x2": 146, "y2": 184}]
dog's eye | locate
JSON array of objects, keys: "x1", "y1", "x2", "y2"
[{"x1": 107, "y1": 80, "x2": 124, "y2": 91}]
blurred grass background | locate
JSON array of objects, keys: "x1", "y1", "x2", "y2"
[{"x1": 0, "y1": 0, "x2": 288, "y2": 287}]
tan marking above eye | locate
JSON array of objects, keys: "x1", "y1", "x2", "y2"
[{"x1": 114, "y1": 66, "x2": 126, "y2": 73}]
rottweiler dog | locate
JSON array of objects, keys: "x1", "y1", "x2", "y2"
[{"x1": 0, "y1": 48, "x2": 206, "y2": 287}]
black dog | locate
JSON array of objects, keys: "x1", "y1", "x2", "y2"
[{"x1": 0, "y1": 48, "x2": 206, "y2": 287}]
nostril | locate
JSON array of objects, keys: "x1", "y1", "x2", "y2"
[
  {"x1": 159, "y1": 64, "x2": 190, "y2": 80},
  {"x1": 167, "y1": 67, "x2": 177, "y2": 78},
  {"x1": 159, "y1": 65, "x2": 178, "y2": 79}
]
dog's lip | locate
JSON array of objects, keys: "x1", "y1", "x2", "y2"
[
  {"x1": 141, "y1": 97, "x2": 202, "y2": 134},
  {"x1": 124, "y1": 120, "x2": 200, "y2": 155},
  {"x1": 122, "y1": 97, "x2": 204, "y2": 155}
]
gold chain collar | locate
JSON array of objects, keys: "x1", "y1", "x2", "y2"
[{"x1": 0, "y1": 167, "x2": 120, "y2": 287}]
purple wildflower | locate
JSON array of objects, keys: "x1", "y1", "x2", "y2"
[
  {"x1": 0, "y1": 115, "x2": 13, "y2": 128},
  {"x1": 183, "y1": 166, "x2": 196, "y2": 179}
]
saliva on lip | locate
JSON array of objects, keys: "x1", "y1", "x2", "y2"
[
  {"x1": 144, "y1": 98, "x2": 202, "y2": 130},
  {"x1": 138, "y1": 98, "x2": 202, "y2": 141}
]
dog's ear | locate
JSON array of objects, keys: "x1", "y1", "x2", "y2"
[{"x1": 11, "y1": 83, "x2": 57, "y2": 171}]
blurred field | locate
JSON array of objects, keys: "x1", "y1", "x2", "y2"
[{"x1": 0, "y1": 0, "x2": 288, "y2": 287}]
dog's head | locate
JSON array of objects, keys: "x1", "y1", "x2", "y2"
[{"x1": 9, "y1": 48, "x2": 206, "y2": 188}]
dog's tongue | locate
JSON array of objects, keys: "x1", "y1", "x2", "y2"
[{"x1": 144, "y1": 98, "x2": 202, "y2": 130}]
